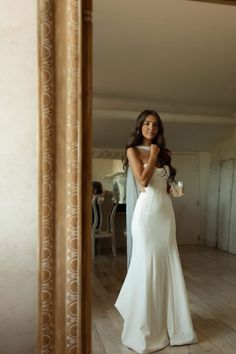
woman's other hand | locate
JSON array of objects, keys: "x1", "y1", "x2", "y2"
[{"x1": 150, "y1": 144, "x2": 160, "y2": 160}]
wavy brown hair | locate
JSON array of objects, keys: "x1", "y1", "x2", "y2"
[{"x1": 123, "y1": 109, "x2": 176, "y2": 181}]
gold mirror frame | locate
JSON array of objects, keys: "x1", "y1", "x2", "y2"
[{"x1": 38, "y1": 1, "x2": 92, "y2": 353}]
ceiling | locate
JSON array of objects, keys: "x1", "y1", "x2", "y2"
[{"x1": 93, "y1": 0, "x2": 236, "y2": 152}]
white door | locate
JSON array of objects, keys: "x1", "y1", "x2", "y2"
[
  {"x1": 218, "y1": 159, "x2": 234, "y2": 251},
  {"x1": 206, "y1": 161, "x2": 221, "y2": 247},
  {"x1": 171, "y1": 154, "x2": 200, "y2": 245}
]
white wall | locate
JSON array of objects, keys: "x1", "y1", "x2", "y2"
[
  {"x1": 113, "y1": 159, "x2": 123, "y2": 173},
  {"x1": 92, "y1": 158, "x2": 123, "y2": 191},
  {"x1": 0, "y1": 2, "x2": 37, "y2": 353}
]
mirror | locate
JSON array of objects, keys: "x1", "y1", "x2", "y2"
[{"x1": 92, "y1": 0, "x2": 236, "y2": 353}]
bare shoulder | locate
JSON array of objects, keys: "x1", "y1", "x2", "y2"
[
  {"x1": 127, "y1": 147, "x2": 140, "y2": 159},
  {"x1": 127, "y1": 147, "x2": 143, "y2": 168},
  {"x1": 127, "y1": 146, "x2": 136, "y2": 155}
]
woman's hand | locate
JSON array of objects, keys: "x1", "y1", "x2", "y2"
[{"x1": 149, "y1": 144, "x2": 160, "y2": 161}]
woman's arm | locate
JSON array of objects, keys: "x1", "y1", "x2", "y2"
[{"x1": 127, "y1": 145, "x2": 160, "y2": 187}]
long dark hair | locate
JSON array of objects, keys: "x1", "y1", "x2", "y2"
[
  {"x1": 123, "y1": 109, "x2": 176, "y2": 180},
  {"x1": 92, "y1": 181, "x2": 103, "y2": 195}
]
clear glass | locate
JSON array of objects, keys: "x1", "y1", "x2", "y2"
[{"x1": 171, "y1": 181, "x2": 184, "y2": 197}]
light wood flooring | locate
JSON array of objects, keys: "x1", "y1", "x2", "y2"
[{"x1": 92, "y1": 245, "x2": 236, "y2": 354}]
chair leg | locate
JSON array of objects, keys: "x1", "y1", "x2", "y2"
[
  {"x1": 111, "y1": 233, "x2": 116, "y2": 256},
  {"x1": 97, "y1": 240, "x2": 101, "y2": 255},
  {"x1": 92, "y1": 234, "x2": 95, "y2": 259}
]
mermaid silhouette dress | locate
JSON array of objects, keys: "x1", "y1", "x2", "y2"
[{"x1": 115, "y1": 165, "x2": 197, "y2": 353}]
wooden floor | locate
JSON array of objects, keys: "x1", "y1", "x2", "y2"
[{"x1": 92, "y1": 245, "x2": 236, "y2": 354}]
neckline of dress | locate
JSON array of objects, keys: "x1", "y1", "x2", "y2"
[{"x1": 136, "y1": 145, "x2": 151, "y2": 151}]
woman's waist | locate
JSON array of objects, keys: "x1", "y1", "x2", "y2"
[
  {"x1": 144, "y1": 184, "x2": 168, "y2": 194},
  {"x1": 135, "y1": 191, "x2": 173, "y2": 215},
  {"x1": 138, "y1": 188, "x2": 171, "y2": 201}
]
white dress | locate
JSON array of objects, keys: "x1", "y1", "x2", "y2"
[{"x1": 115, "y1": 165, "x2": 197, "y2": 354}]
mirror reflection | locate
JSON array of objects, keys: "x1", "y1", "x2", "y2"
[{"x1": 92, "y1": 1, "x2": 236, "y2": 353}]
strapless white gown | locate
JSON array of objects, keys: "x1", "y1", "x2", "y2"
[{"x1": 115, "y1": 165, "x2": 197, "y2": 353}]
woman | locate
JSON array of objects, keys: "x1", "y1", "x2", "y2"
[{"x1": 115, "y1": 110, "x2": 197, "y2": 353}]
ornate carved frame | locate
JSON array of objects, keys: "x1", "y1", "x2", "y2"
[{"x1": 38, "y1": 1, "x2": 92, "y2": 353}]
